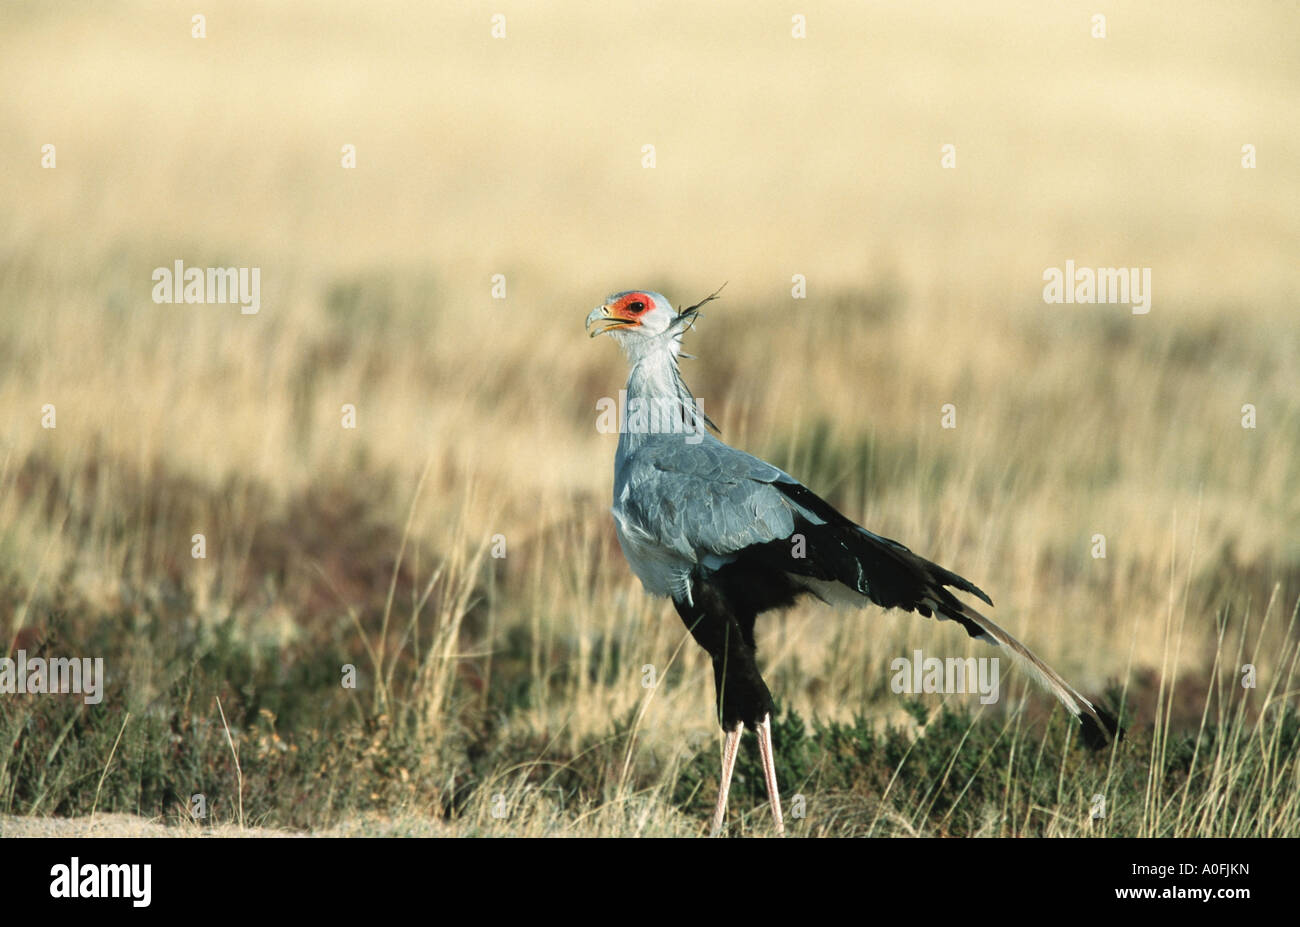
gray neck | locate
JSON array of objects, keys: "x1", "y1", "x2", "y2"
[
  {"x1": 618, "y1": 343, "x2": 709, "y2": 455},
  {"x1": 627, "y1": 345, "x2": 692, "y2": 401}
]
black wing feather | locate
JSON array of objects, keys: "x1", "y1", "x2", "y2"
[
  {"x1": 766, "y1": 481, "x2": 992, "y2": 615},
  {"x1": 728, "y1": 481, "x2": 1121, "y2": 750}
]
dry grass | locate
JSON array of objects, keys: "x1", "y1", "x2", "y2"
[{"x1": 0, "y1": 0, "x2": 1297, "y2": 837}]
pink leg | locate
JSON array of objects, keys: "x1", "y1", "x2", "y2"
[
  {"x1": 709, "y1": 723, "x2": 744, "y2": 837},
  {"x1": 755, "y1": 713, "x2": 784, "y2": 836}
]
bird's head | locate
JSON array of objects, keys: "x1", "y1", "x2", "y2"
[
  {"x1": 585, "y1": 287, "x2": 723, "y2": 359},
  {"x1": 585, "y1": 290, "x2": 678, "y2": 340}
]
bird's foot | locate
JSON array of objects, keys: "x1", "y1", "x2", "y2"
[{"x1": 708, "y1": 714, "x2": 785, "y2": 837}]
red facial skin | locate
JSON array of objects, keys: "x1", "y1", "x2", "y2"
[{"x1": 607, "y1": 292, "x2": 653, "y2": 326}]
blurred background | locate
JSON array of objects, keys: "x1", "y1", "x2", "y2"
[{"x1": 0, "y1": 0, "x2": 1296, "y2": 836}]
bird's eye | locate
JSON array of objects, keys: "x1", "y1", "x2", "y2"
[{"x1": 628, "y1": 301, "x2": 646, "y2": 313}]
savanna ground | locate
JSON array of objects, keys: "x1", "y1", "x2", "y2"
[{"x1": 1, "y1": 1, "x2": 1297, "y2": 838}]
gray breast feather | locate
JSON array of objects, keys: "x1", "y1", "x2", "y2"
[{"x1": 614, "y1": 438, "x2": 821, "y2": 563}]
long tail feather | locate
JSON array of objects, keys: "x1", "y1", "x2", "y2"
[
  {"x1": 946, "y1": 601, "x2": 1120, "y2": 749},
  {"x1": 750, "y1": 484, "x2": 1123, "y2": 748}
]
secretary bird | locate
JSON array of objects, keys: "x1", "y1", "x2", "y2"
[{"x1": 586, "y1": 288, "x2": 1119, "y2": 837}]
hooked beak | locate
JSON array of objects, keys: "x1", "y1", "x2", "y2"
[{"x1": 585, "y1": 304, "x2": 636, "y2": 338}]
